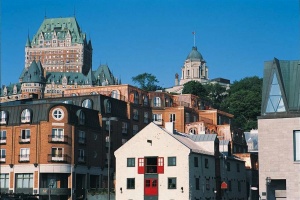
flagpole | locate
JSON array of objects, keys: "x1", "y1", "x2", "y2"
[{"x1": 192, "y1": 31, "x2": 196, "y2": 47}]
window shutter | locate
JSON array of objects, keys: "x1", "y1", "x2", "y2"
[
  {"x1": 138, "y1": 158, "x2": 145, "y2": 174},
  {"x1": 157, "y1": 157, "x2": 164, "y2": 174}
]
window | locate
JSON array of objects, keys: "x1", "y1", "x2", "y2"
[
  {"x1": 16, "y1": 173, "x2": 33, "y2": 188},
  {"x1": 143, "y1": 95, "x2": 149, "y2": 106},
  {"x1": 133, "y1": 125, "x2": 138, "y2": 135},
  {"x1": 20, "y1": 129, "x2": 30, "y2": 143},
  {"x1": 78, "y1": 131, "x2": 86, "y2": 144},
  {"x1": 51, "y1": 147, "x2": 63, "y2": 161},
  {"x1": 168, "y1": 157, "x2": 176, "y2": 166},
  {"x1": 127, "y1": 178, "x2": 135, "y2": 189},
  {"x1": 228, "y1": 180, "x2": 232, "y2": 191},
  {"x1": 205, "y1": 158, "x2": 209, "y2": 168},
  {"x1": 144, "y1": 112, "x2": 149, "y2": 123},
  {"x1": 168, "y1": 178, "x2": 176, "y2": 189},
  {"x1": 78, "y1": 149, "x2": 85, "y2": 162},
  {"x1": 127, "y1": 158, "x2": 135, "y2": 167},
  {"x1": 170, "y1": 114, "x2": 176, "y2": 122},
  {"x1": 52, "y1": 128, "x2": 64, "y2": 142},
  {"x1": 122, "y1": 122, "x2": 128, "y2": 134},
  {"x1": 82, "y1": 99, "x2": 92, "y2": 109},
  {"x1": 0, "y1": 149, "x2": 6, "y2": 162},
  {"x1": 0, "y1": 111, "x2": 7, "y2": 124},
  {"x1": 238, "y1": 181, "x2": 241, "y2": 192},
  {"x1": 194, "y1": 157, "x2": 198, "y2": 167},
  {"x1": 153, "y1": 97, "x2": 161, "y2": 107},
  {"x1": 21, "y1": 109, "x2": 31, "y2": 123},
  {"x1": 78, "y1": 110, "x2": 85, "y2": 125},
  {"x1": 52, "y1": 108, "x2": 64, "y2": 120},
  {"x1": 237, "y1": 163, "x2": 240, "y2": 172},
  {"x1": 266, "y1": 73, "x2": 286, "y2": 113},
  {"x1": 105, "y1": 100, "x2": 111, "y2": 113},
  {"x1": 111, "y1": 90, "x2": 119, "y2": 99},
  {"x1": 0, "y1": 130, "x2": 6, "y2": 143},
  {"x1": 20, "y1": 148, "x2": 30, "y2": 161},
  {"x1": 133, "y1": 109, "x2": 139, "y2": 120},
  {"x1": 227, "y1": 162, "x2": 231, "y2": 171},
  {"x1": 205, "y1": 178, "x2": 210, "y2": 190},
  {"x1": 185, "y1": 112, "x2": 190, "y2": 123},
  {"x1": 195, "y1": 178, "x2": 200, "y2": 190},
  {"x1": 0, "y1": 174, "x2": 9, "y2": 189},
  {"x1": 153, "y1": 114, "x2": 162, "y2": 125},
  {"x1": 294, "y1": 130, "x2": 300, "y2": 161},
  {"x1": 134, "y1": 92, "x2": 139, "y2": 104}
]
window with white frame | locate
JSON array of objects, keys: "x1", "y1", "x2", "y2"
[
  {"x1": 51, "y1": 147, "x2": 63, "y2": 161},
  {"x1": 52, "y1": 108, "x2": 64, "y2": 120},
  {"x1": 0, "y1": 111, "x2": 7, "y2": 124},
  {"x1": 21, "y1": 129, "x2": 30, "y2": 142},
  {"x1": 21, "y1": 109, "x2": 31, "y2": 123},
  {"x1": 144, "y1": 112, "x2": 149, "y2": 123},
  {"x1": 133, "y1": 109, "x2": 139, "y2": 120},
  {"x1": 122, "y1": 122, "x2": 128, "y2": 134},
  {"x1": 20, "y1": 148, "x2": 30, "y2": 161},
  {"x1": 0, "y1": 130, "x2": 6, "y2": 143},
  {"x1": 153, "y1": 114, "x2": 162, "y2": 125},
  {"x1": 16, "y1": 173, "x2": 33, "y2": 188},
  {"x1": 0, "y1": 174, "x2": 9, "y2": 189},
  {"x1": 170, "y1": 114, "x2": 176, "y2": 122},
  {"x1": 78, "y1": 149, "x2": 85, "y2": 162},
  {"x1": 153, "y1": 97, "x2": 161, "y2": 107},
  {"x1": 78, "y1": 131, "x2": 86, "y2": 144},
  {"x1": 294, "y1": 130, "x2": 300, "y2": 161},
  {"x1": 52, "y1": 128, "x2": 64, "y2": 142},
  {"x1": 0, "y1": 149, "x2": 6, "y2": 162},
  {"x1": 133, "y1": 125, "x2": 139, "y2": 135}
]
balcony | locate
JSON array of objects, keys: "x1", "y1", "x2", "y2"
[
  {"x1": 48, "y1": 154, "x2": 70, "y2": 163},
  {"x1": 48, "y1": 135, "x2": 69, "y2": 143},
  {"x1": 0, "y1": 137, "x2": 6, "y2": 144},
  {"x1": 19, "y1": 136, "x2": 30, "y2": 144},
  {"x1": 19, "y1": 154, "x2": 30, "y2": 162},
  {"x1": 39, "y1": 188, "x2": 71, "y2": 196}
]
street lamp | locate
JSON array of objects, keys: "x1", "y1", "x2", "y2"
[
  {"x1": 266, "y1": 177, "x2": 271, "y2": 200},
  {"x1": 102, "y1": 117, "x2": 118, "y2": 200}
]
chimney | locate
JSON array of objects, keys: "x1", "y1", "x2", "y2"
[{"x1": 165, "y1": 122, "x2": 174, "y2": 134}]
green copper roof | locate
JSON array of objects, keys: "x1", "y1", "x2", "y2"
[
  {"x1": 186, "y1": 46, "x2": 204, "y2": 61},
  {"x1": 22, "y1": 60, "x2": 45, "y2": 83},
  {"x1": 31, "y1": 17, "x2": 86, "y2": 45},
  {"x1": 261, "y1": 58, "x2": 300, "y2": 114},
  {"x1": 25, "y1": 34, "x2": 31, "y2": 47}
]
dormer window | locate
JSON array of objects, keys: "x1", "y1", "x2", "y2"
[
  {"x1": 0, "y1": 111, "x2": 8, "y2": 125},
  {"x1": 52, "y1": 108, "x2": 64, "y2": 121},
  {"x1": 82, "y1": 99, "x2": 92, "y2": 109},
  {"x1": 143, "y1": 95, "x2": 149, "y2": 106},
  {"x1": 21, "y1": 109, "x2": 31, "y2": 123},
  {"x1": 77, "y1": 110, "x2": 85, "y2": 125},
  {"x1": 104, "y1": 100, "x2": 111, "y2": 114},
  {"x1": 153, "y1": 97, "x2": 161, "y2": 107}
]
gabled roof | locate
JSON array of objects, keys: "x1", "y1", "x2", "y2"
[
  {"x1": 92, "y1": 64, "x2": 118, "y2": 85},
  {"x1": 261, "y1": 58, "x2": 300, "y2": 114},
  {"x1": 22, "y1": 60, "x2": 45, "y2": 83}
]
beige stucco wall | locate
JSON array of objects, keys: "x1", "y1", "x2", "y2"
[{"x1": 258, "y1": 117, "x2": 300, "y2": 200}]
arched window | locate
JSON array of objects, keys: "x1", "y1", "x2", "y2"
[
  {"x1": 82, "y1": 99, "x2": 93, "y2": 109},
  {"x1": 21, "y1": 109, "x2": 31, "y2": 123},
  {"x1": 104, "y1": 100, "x2": 111, "y2": 113},
  {"x1": 134, "y1": 92, "x2": 139, "y2": 104},
  {"x1": 189, "y1": 128, "x2": 197, "y2": 135}
]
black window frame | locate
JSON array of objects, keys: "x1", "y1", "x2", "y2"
[
  {"x1": 127, "y1": 158, "x2": 135, "y2": 167},
  {"x1": 127, "y1": 178, "x2": 135, "y2": 189},
  {"x1": 168, "y1": 157, "x2": 176, "y2": 166}
]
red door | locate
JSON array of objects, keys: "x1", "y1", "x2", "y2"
[{"x1": 144, "y1": 178, "x2": 158, "y2": 196}]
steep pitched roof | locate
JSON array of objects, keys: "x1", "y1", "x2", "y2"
[
  {"x1": 262, "y1": 58, "x2": 300, "y2": 114},
  {"x1": 21, "y1": 60, "x2": 45, "y2": 83}
]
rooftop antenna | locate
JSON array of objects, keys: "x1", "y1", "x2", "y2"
[
  {"x1": 73, "y1": 5, "x2": 76, "y2": 17},
  {"x1": 192, "y1": 31, "x2": 196, "y2": 47},
  {"x1": 44, "y1": 8, "x2": 47, "y2": 19}
]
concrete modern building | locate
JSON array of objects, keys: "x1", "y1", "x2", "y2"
[
  {"x1": 258, "y1": 58, "x2": 300, "y2": 200},
  {"x1": 114, "y1": 122, "x2": 247, "y2": 200}
]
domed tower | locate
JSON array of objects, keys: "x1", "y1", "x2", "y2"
[
  {"x1": 179, "y1": 46, "x2": 208, "y2": 85},
  {"x1": 21, "y1": 60, "x2": 46, "y2": 98}
]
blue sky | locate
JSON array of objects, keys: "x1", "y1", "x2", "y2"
[{"x1": 1, "y1": 0, "x2": 299, "y2": 88}]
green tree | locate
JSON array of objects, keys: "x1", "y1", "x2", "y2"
[
  {"x1": 182, "y1": 81, "x2": 208, "y2": 98},
  {"x1": 132, "y1": 73, "x2": 162, "y2": 91},
  {"x1": 220, "y1": 76, "x2": 262, "y2": 131},
  {"x1": 203, "y1": 83, "x2": 228, "y2": 109}
]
